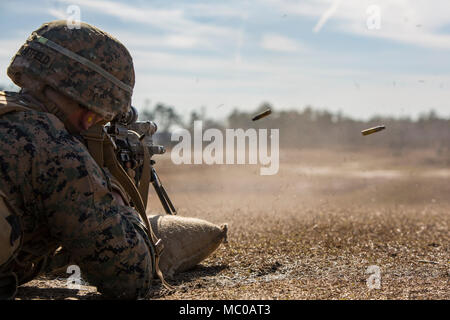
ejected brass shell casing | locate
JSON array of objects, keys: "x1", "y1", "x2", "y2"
[
  {"x1": 361, "y1": 125, "x2": 386, "y2": 136},
  {"x1": 252, "y1": 109, "x2": 272, "y2": 121}
]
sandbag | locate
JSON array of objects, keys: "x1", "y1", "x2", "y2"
[{"x1": 148, "y1": 214, "x2": 228, "y2": 278}]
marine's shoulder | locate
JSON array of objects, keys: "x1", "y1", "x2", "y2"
[
  {"x1": 0, "y1": 91, "x2": 66, "y2": 133},
  {"x1": 0, "y1": 90, "x2": 28, "y2": 109}
]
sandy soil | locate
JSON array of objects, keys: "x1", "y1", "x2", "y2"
[{"x1": 15, "y1": 148, "x2": 449, "y2": 300}]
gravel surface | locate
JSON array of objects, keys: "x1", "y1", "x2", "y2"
[{"x1": 15, "y1": 148, "x2": 450, "y2": 300}]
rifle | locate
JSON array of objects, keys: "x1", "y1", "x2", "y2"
[
  {"x1": 81, "y1": 106, "x2": 176, "y2": 290},
  {"x1": 106, "y1": 106, "x2": 176, "y2": 215}
]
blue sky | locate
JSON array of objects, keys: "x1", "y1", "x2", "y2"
[{"x1": 1, "y1": 0, "x2": 449, "y2": 121}]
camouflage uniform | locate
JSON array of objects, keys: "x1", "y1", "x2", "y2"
[
  {"x1": 0, "y1": 21, "x2": 154, "y2": 299},
  {"x1": 0, "y1": 91, "x2": 154, "y2": 299}
]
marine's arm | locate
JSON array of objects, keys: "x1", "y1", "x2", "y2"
[{"x1": 29, "y1": 112, "x2": 153, "y2": 299}]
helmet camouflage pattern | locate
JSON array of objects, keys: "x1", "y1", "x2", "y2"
[{"x1": 7, "y1": 20, "x2": 135, "y2": 121}]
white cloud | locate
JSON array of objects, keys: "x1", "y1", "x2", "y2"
[
  {"x1": 55, "y1": 0, "x2": 236, "y2": 38},
  {"x1": 52, "y1": 0, "x2": 241, "y2": 57},
  {"x1": 184, "y1": 3, "x2": 249, "y2": 20},
  {"x1": 313, "y1": 0, "x2": 342, "y2": 33},
  {"x1": 47, "y1": 8, "x2": 68, "y2": 20},
  {"x1": 234, "y1": 26, "x2": 245, "y2": 63},
  {"x1": 265, "y1": 0, "x2": 450, "y2": 50},
  {"x1": 0, "y1": 40, "x2": 20, "y2": 55},
  {"x1": 114, "y1": 32, "x2": 205, "y2": 50},
  {"x1": 164, "y1": 34, "x2": 199, "y2": 48},
  {"x1": 260, "y1": 33, "x2": 306, "y2": 53}
]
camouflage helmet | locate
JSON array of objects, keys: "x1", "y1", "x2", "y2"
[{"x1": 7, "y1": 20, "x2": 135, "y2": 121}]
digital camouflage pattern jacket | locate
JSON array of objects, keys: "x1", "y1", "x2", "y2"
[{"x1": 0, "y1": 91, "x2": 153, "y2": 299}]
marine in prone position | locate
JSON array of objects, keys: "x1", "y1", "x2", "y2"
[{"x1": 0, "y1": 20, "x2": 154, "y2": 299}]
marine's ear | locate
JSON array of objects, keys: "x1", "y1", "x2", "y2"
[{"x1": 80, "y1": 110, "x2": 103, "y2": 130}]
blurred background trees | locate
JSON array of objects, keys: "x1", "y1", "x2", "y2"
[
  {"x1": 139, "y1": 100, "x2": 449, "y2": 153},
  {"x1": 1, "y1": 82, "x2": 448, "y2": 153}
]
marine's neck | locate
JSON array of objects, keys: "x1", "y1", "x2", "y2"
[{"x1": 20, "y1": 88, "x2": 80, "y2": 135}]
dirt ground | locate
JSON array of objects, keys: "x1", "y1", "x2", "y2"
[{"x1": 16, "y1": 147, "x2": 449, "y2": 300}]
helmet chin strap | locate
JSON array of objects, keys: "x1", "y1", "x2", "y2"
[{"x1": 20, "y1": 87, "x2": 83, "y2": 135}]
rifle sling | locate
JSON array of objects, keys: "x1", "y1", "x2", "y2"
[
  {"x1": 86, "y1": 128, "x2": 173, "y2": 290},
  {"x1": 81, "y1": 125, "x2": 104, "y2": 167}
]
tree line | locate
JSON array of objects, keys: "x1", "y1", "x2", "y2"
[
  {"x1": 140, "y1": 101, "x2": 450, "y2": 152},
  {"x1": 1, "y1": 84, "x2": 447, "y2": 152}
]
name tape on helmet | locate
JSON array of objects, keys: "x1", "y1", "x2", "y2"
[{"x1": 34, "y1": 34, "x2": 133, "y2": 94}]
